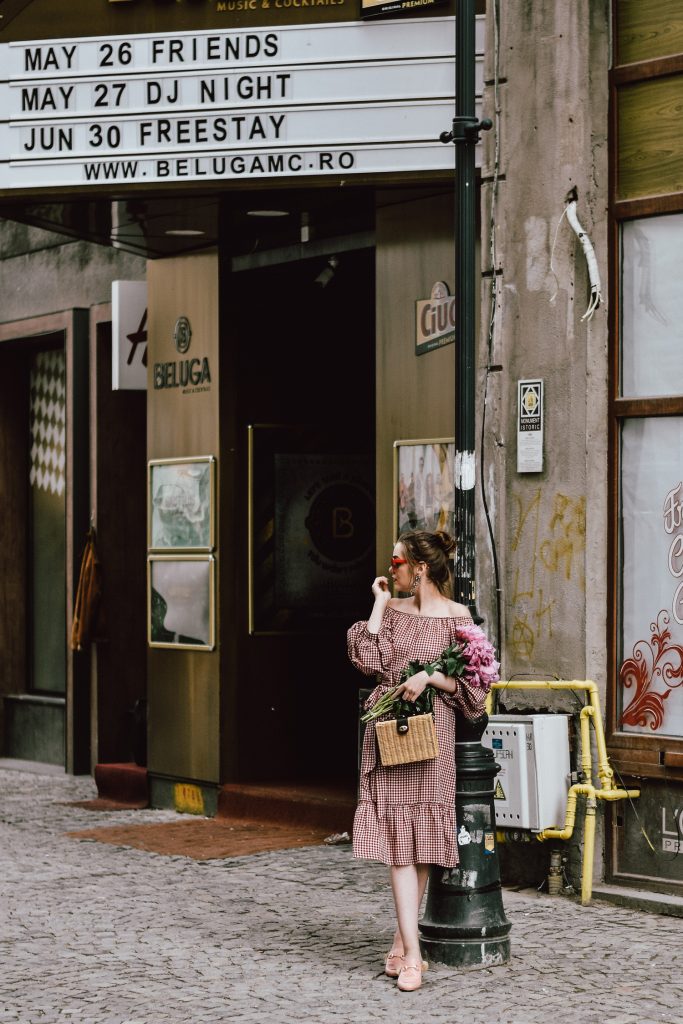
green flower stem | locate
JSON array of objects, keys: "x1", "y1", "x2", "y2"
[{"x1": 360, "y1": 642, "x2": 468, "y2": 724}]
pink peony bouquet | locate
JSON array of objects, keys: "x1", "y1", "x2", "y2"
[{"x1": 449, "y1": 624, "x2": 500, "y2": 690}]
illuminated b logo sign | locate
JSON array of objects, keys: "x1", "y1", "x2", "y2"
[{"x1": 332, "y1": 506, "x2": 354, "y2": 540}]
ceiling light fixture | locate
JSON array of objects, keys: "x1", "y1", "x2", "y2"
[
  {"x1": 165, "y1": 228, "x2": 206, "y2": 236},
  {"x1": 246, "y1": 209, "x2": 289, "y2": 218},
  {"x1": 315, "y1": 255, "x2": 339, "y2": 288}
]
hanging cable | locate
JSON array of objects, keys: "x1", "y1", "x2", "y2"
[{"x1": 549, "y1": 186, "x2": 603, "y2": 320}]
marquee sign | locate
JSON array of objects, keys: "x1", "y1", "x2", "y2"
[{"x1": 0, "y1": 16, "x2": 484, "y2": 190}]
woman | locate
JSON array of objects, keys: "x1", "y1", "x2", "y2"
[{"x1": 347, "y1": 530, "x2": 489, "y2": 992}]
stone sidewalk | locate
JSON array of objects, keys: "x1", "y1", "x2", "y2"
[{"x1": 0, "y1": 764, "x2": 681, "y2": 1024}]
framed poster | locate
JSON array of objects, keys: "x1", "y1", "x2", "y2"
[
  {"x1": 148, "y1": 555, "x2": 215, "y2": 651},
  {"x1": 148, "y1": 456, "x2": 215, "y2": 552},
  {"x1": 248, "y1": 424, "x2": 374, "y2": 634},
  {"x1": 393, "y1": 437, "x2": 455, "y2": 540}
]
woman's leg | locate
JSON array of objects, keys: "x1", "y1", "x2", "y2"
[
  {"x1": 389, "y1": 864, "x2": 428, "y2": 950},
  {"x1": 389, "y1": 864, "x2": 431, "y2": 964}
]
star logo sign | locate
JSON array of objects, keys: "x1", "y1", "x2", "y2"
[{"x1": 126, "y1": 309, "x2": 148, "y2": 367}]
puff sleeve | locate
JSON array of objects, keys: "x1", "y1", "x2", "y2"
[
  {"x1": 438, "y1": 674, "x2": 489, "y2": 721},
  {"x1": 347, "y1": 618, "x2": 393, "y2": 677}
]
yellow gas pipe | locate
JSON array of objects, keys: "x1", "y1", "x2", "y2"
[{"x1": 485, "y1": 681, "x2": 640, "y2": 905}]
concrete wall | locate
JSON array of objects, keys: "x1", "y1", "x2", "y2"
[
  {"x1": 0, "y1": 221, "x2": 145, "y2": 323},
  {"x1": 477, "y1": 0, "x2": 610, "y2": 885}
]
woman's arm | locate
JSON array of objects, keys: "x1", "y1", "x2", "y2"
[
  {"x1": 395, "y1": 668, "x2": 455, "y2": 702},
  {"x1": 347, "y1": 577, "x2": 394, "y2": 676},
  {"x1": 366, "y1": 576, "x2": 391, "y2": 634}
]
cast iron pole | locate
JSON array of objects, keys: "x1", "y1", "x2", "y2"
[
  {"x1": 422, "y1": 1, "x2": 510, "y2": 973},
  {"x1": 419, "y1": 710, "x2": 511, "y2": 967},
  {"x1": 440, "y1": 0, "x2": 490, "y2": 613}
]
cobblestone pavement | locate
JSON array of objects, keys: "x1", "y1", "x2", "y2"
[{"x1": 1, "y1": 764, "x2": 681, "y2": 1024}]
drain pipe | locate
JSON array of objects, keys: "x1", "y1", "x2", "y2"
[{"x1": 547, "y1": 848, "x2": 563, "y2": 895}]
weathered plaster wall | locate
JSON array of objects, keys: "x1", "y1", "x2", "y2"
[
  {"x1": 0, "y1": 221, "x2": 145, "y2": 323},
  {"x1": 477, "y1": 0, "x2": 610, "y2": 884}
]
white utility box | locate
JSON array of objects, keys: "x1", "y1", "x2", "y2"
[{"x1": 482, "y1": 714, "x2": 571, "y2": 832}]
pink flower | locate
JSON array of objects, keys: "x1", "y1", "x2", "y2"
[{"x1": 454, "y1": 625, "x2": 500, "y2": 690}]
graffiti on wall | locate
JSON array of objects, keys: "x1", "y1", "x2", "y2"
[{"x1": 508, "y1": 488, "x2": 586, "y2": 662}]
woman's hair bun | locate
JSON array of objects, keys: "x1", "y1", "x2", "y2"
[{"x1": 434, "y1": 530, "x2": 456, "y2": 555}]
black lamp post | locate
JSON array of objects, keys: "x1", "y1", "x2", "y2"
[
  {"x1": 422, "y1": 1, "x2": 510, "y2": 971},
  {"x1": 440, "y1": 0, "x2": 491, "y2": 614},
  {"x1": 419, "y1": 710, "x2": 511, "y2": 967}
]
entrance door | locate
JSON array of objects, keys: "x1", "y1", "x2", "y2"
[
  {"x1": 0, "y1": 336, "x2": 67, "y2": 766},
  {"x1": 231, "y1": 246, "x2": 376, "y2": 788},
  {"x1": 0, "y1": 311, "x2": 89, "y2": 771}
]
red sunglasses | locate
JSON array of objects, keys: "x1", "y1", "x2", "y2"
[{"x1": 390, "y1": 557, "x2": 408, "y2": 568}]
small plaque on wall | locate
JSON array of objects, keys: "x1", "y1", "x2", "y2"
[{"x1": 517, "y1": 378, "x2": 544, "y2": 473}]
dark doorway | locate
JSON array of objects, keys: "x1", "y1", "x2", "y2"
[{"x1": 231, "y1": 245, "x2": 376, "y2": 788}]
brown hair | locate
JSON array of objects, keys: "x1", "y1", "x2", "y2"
[{"x1": 398, "y1": 530, "x2": 456, "y2": 598}]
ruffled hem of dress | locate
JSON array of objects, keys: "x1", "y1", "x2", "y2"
[{"x1": 351, "y1": 799, "x2": 458, "y2": 868}]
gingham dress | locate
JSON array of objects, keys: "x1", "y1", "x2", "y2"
[{"x1": 348, "y1": 606, "x2": 487, "y2": 868}]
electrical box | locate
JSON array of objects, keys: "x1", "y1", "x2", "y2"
[{"x1": 482, "y1": 715, "x2": 571, "y2": 832}]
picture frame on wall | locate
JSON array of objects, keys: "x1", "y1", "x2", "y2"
[
  {"x1": 393, "y1": 437, "x2": 456, "y2": 541},
  {"x1": 148, "y1": 455, "x2": 215, "y2": 552},
  {"x1": 148, "y1": 554, "x2": 215, "y2": 651}
]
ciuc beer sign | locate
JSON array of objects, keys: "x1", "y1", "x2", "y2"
[{"x1": 415, "y1": 281, "x2": 455, "y2": 356}]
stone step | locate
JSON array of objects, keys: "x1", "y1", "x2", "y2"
[
  {"x1": 217, "y1": 782, "x2": 356, "y2": 833},
  {"x1": 93, "y1": 762, "x2": 149, "y2": 809}
]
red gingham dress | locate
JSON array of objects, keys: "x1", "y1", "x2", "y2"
[{"x1": 348, "y1": 606, "x2": 487, "y2": 868}]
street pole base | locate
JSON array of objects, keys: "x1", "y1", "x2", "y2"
[{"x1": 420, "y1": 935, "x2": 511, "y2": 970}]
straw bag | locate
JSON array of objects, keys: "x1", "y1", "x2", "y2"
[{"x1": 375, "y1": 712, "x2": 439, "y2": 767}]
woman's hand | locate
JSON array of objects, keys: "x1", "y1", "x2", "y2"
[
  {"x1": 371, "y1": 576, "x2": 392, "y2": 603},
  {"x1": 395, "y1": 670, "x2": 429, "y2": 703}
]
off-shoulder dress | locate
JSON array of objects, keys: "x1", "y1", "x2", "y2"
[{"x1": 347, "y1": 605, "x2": 487, "y2": 868}]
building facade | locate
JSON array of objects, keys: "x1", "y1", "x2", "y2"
[
  {"x1": 0, "y1": 0, "x2": 681, "y2": 901},
  {"x1": 476, "y1": 0, "x2": 683, "y2": 898}
]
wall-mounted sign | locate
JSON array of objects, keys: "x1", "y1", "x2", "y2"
[
  {"x1": 112, "y1": 279, "x2": 147, "y2": 390},
  {"x1": 152, "y1": 311, "x2": 212, "y2": 393},
  {"x1": 173, "y1": 316, "x2": 192, "y2": 354},
  {"x1": 415, "y1": 281, "x2": 455, "y2": 355},
  {"x1": 274, "y1": 453, "x2": 374, "y2": 615},
  {"x1": 0, "y1": 18, "x2": 485, "y2": 191},
  {"x1": 361, "y1": 0, "x2": 446, "y2": 21},
  {"x1": 517, "y1": 378, "x2": 544, "y2": 473}
]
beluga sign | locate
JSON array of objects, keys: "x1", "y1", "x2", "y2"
[{"x1": 153, "y1": 316, "x2": 212, "y2": 394}]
